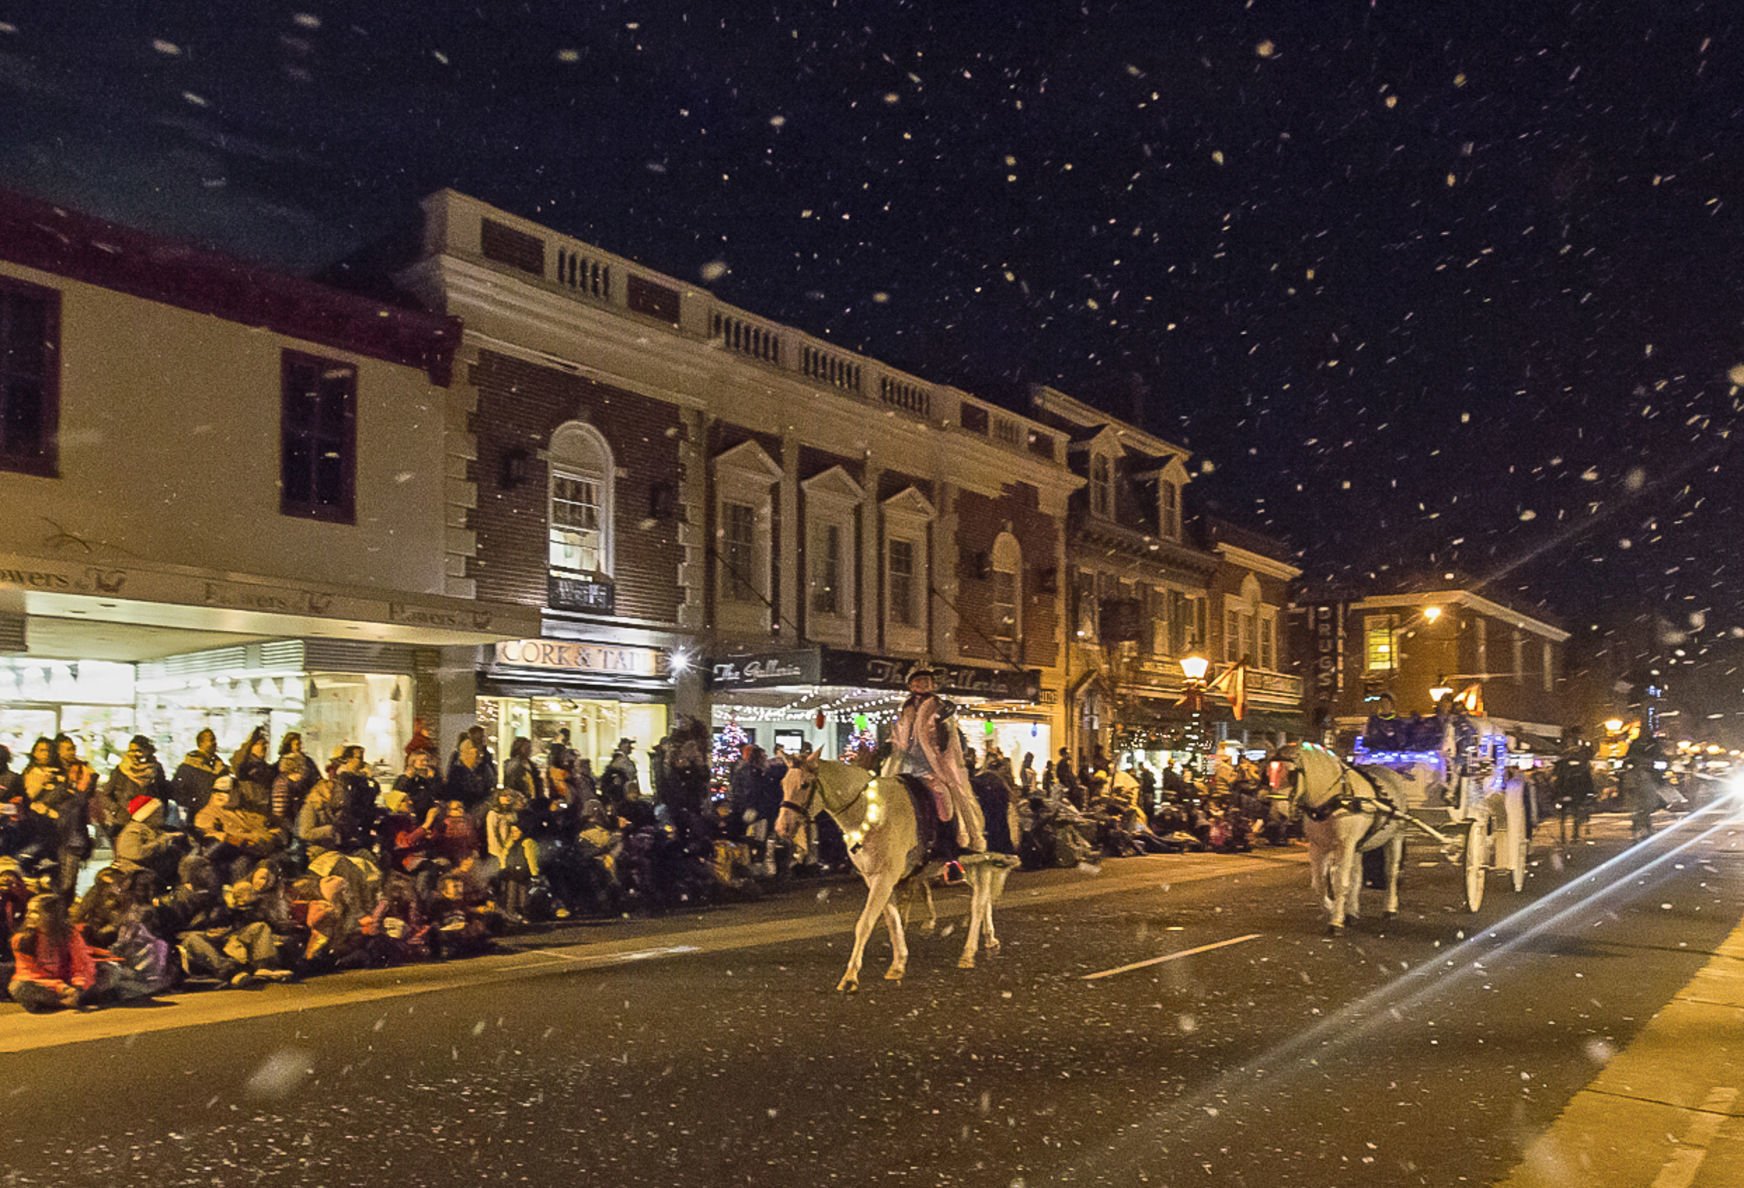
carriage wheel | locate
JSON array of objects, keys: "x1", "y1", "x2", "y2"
[{"x1": 1463, "y1": 820, "x2": 1488, "y2": 912}]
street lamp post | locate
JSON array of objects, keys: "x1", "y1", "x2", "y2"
[{"x1": 1180, "y1": 652, "x2": 1209, "y2": 777}]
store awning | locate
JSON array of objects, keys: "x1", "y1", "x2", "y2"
[{"x1": 0, "y1": 549, "x2": 538, "y2": 649}]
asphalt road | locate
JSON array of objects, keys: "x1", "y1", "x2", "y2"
[{"x1": 5, "y1": 809, "x2": 1743, "y2": 1188}]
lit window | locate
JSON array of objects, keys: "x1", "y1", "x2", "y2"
[
  {"x1": 547, "y1": 422, "x2": 614, "y2": 576},
  {"x1": 1364, "y1": 614, "x2": 1399, "y2": 672}
]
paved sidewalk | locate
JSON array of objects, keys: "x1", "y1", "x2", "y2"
[{"x1": 1496, "y1": 828, "x2": 1744, "y2": 1188}]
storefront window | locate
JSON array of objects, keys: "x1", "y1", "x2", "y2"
[{"x1": 479, "y1": 695, "x2": 668, "y2": 775}]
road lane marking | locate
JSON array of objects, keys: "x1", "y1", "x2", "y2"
[
  {"x1": 1649, "y1": 1086, "x2": 1738, "y2": 1188},
  {"x1": 1080, "y1": 933, "x2": 1263, "y2": 981}
]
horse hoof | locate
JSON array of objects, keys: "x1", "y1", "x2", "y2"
[
  {"x1": 837, "y1": 977, "x2": 859, "y2": 994},
  {"x1": 957, "y1": 955, "x2": 976, "y2": 970},
  {"x1": 984, "y1": 939, "x2": 1002, "y2": 954},
  {"x1": 1326, "y1": 924, "x2": 1343, "y2": 937},
  {"x1": 884, "y1": 967, "x2": 905, "y2": 982},
  {"x1": 1383, "y1": 910, "x2": 1398, "y2": 920}
]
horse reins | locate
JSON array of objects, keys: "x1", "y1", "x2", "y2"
[{"x1": 780, "y1": 767, "x2": 868, "y2": 825}]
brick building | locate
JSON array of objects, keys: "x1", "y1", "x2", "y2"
[
  {"x1": 1028, "y1": 389, "x2": 1304, "y2": 768},
  {"x1": 394, "y1": 191, "x2": 1078, "y2": 764},
  {"x1": 1297, "y1": 586, "x2": 1572, "y2": 751}
]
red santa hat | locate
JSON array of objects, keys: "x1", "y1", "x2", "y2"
[{"x1": 128, "y1": 794, "x2": 162, "y2": 821}]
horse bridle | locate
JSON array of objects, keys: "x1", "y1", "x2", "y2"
[
  {"x1": 779, "y1": 764, "x2": 868, "y2": 826},
  {"x1": 779, "y1": 768, "x2": 822, "y2": 825}
]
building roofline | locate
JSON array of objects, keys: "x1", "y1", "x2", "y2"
[
  {"x1": 1352, "y1": 589, "x2": 1571, "y2": 642},
  {"x1": 1030, "y1": 386, "x2": 1191, "y2": 460},
  {"x1": 0, "y1": 189, "x2": 460, "y2": 385}
]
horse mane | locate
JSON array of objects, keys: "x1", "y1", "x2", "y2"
[{"x1": 816, "y1": 759, "x2": 874, "y2": 809}]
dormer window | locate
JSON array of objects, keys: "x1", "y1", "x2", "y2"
[
  {"x1": 1089, "y1": 452, "x2": 1114, "y2": 520},
  {"x1": 1160, "y1": 478, "x2": 1181, "y2": 540}
]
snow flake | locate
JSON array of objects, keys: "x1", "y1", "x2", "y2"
[{"x1": 1255, "y1": 40, "x2": 1276, "y2": 58}]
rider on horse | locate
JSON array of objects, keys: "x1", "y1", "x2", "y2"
[{"x1": 883, "y1": 661, "x2": 987, "y2": 853}]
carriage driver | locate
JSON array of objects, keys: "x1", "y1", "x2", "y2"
[{"x1": 883, "y1": 661, "x2": 988, "y2": 853}]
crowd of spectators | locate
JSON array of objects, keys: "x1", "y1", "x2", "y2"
[
  {"x1": 0, "y1": 713, "x2": 1295, "y2": 1016},
  {"x1": 0, "y1": 715, "x2": 801, "y2": 1015},
  {"x1": 1004, "y1": 744, "x2": 1297, "y2": 869}
]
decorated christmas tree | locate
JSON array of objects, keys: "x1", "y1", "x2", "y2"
[
  {"x1": 710, "y1": 719, "x2": 749, "y2": 797},
  {"x1": 846, "y1": 713, "x2": 878, "y2": 763}
]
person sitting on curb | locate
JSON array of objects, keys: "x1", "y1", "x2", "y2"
[{"x1": 7, "y1": 893, "x2": 121, "y2": 1013}]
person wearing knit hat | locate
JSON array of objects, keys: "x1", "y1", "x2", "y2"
[{"x1": 112, "y1": 793, "x2": 186, "y2": 888}]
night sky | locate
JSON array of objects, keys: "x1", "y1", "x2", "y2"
[{"x1": 2, "y1": 2, "x2": 1742, "y2": 718}]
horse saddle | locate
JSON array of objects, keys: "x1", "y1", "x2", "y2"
[{"x1": 895, "y1": 775, "x2": 959, "y2": 865}]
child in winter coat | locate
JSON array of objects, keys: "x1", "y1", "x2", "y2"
[
  {"x1": 485, "y1": 789, "x2": 538, "y2": 923},
  {"x1": 8, "y1": 893, "x2": 120, "y2": 1012},
  {"x1": 359, "y1": 873, "x2": 431, "y2": 966}
]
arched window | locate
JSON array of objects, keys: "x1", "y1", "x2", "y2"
[
  {"x1": 991, "y1": 531, "x2": 1023, "y2": 655},
  {"x1": 547, "y1": 421, "x2": 614, "y2": 577}
]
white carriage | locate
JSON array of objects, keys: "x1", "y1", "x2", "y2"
[{"x1": 1352, "y1": 715, "x2": 1530, "y2": 911}]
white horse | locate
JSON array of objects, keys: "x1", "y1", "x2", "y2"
[
  {"x1": 1291, "y1": 742, "x2": 1424, "y2": 932},
  {"x1": 775, "y1": 756, "x2": 1017, "y2": 992}
]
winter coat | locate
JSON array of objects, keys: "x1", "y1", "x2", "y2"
[
  {"x1": 484, "y1": 805, "x2": 526, "y2": 868},
  {"x1": 378, "y1": 814, "x2": 433, "y2": 875},
  {"x1": 194, "y1": 801, "x2": 287, "y2": 856},
  {"x1": 113, "y1": 819, "x2": 186, "y2": 882},
  {"x1": 230, "y1": 754, "x2": 276, "y2": 817},
  {"x1": 270, "y1": 754, "x2": 321, "y2": 822},
  {"x1": 97, "y1": 759, "x2": 168, "y2": 834},
  {"x1": 295, "y1": 785, "x2": 346, "y2": 859},
  {"x1": 443, "y1": 759, "x2": 494, "y2": 810},
  {"x1": 9, "y1": 925, "x2": 108, "y2": 996},
  {"x1": 503, "y1": 758, "x2": 543, "y2": 800},
  {"x1": 429, "y1": 814, "x2": 481, "y2": 865},
  {"x1": 170, "y1": 752, "x2": 227, "y2": 815},
  {"x1": 392, "y1": 773, "x2": 444, "y2": 819}
]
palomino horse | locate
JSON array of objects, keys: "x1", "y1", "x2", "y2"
[
  {"x1": 1290, "y1": 743, "x2": 1429, "y2": 932},
  {"x1": 776, "y1": 756, "x2": 1017, "y2": 992}
]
